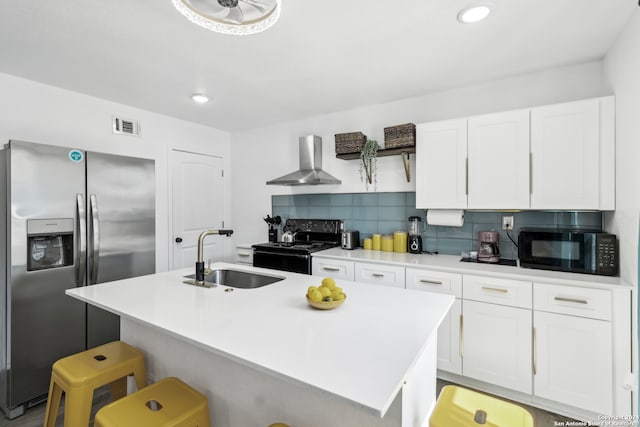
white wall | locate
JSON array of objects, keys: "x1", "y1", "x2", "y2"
[
  {"x1": 603, "y1": 9, "x2": 640, "y2": 415},
  {"x1": 230, "y1": 61, "x2": 607, "y2": 245},
  {"x1": 0, "y1": 73, "x2": 232, "y2": 272},
  {"x1": 604, "y1": 10, "x2": 640, "y2": 296}
]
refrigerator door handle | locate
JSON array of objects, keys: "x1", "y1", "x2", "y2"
[
  {"x1": 76, "y1": 193, "x2": 87, "y2": 287},
  {"x1": 89, "y1": 194, "x2": 100, "y2": 285}
]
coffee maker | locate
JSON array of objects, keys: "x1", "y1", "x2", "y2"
[
  {"x1": 477, "y1": 230, "x2": 500, "y2": 263},
  {"x1": 408, "y1": 216, "x2": 423, "y2": 254}
]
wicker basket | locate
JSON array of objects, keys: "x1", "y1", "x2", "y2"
[
  {"x1": 384, "y1": 123, "x2": 416, "y2": 149},
  {"x1": 335, "y1": 132, "x2": 367, "y2": 155}
]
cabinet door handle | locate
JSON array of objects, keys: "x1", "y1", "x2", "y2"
[
  {"x1": 532, "y1": 327, "x2": 537, "y2": 376},
  {"x1": 481, "y1": 286, "x2": 509, "y2": 294},
  {"x1": 554, "y1": 296, "x2": 588, "y2": 305},
  {"x1": 322, "y1": 266, "x2": 341, "y2": 272},
  {"x1": 465, "y1": 158, "x2": 469, "y2": 195},
  {"x1": 372, "y1": 273, "x2": 385, "y2": 278},
  {"x1": 529, "y1": 152, "x2": 533, "y2": 195},
  {"x1": 459, "y1": 314, "x2": 464, "y2": 358},
  {"x1": 238, "y1": 253, "x2": 250, "y2": 257},
  {"x1": 419, "y1": 279, "x2": 443, "y2": 285}
]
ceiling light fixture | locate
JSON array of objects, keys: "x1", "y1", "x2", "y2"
[
  {"x1": 191, "y1": 93, "x2": 209, "y2": 103},
  {"x1": 457, "y1": 3, "x2": 493, "y2": 24},
  {"x1": 172, "y1": 0, "x2": 281, "y2": 36}
]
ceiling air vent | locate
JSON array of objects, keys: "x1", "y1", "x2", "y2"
[{"x1": 112, "y1": 116, "x2": 141, "y2": 136}]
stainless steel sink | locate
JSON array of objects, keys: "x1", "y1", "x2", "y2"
[{"x1": 184, "y1": 269, "x2": 285, "y2": 289}]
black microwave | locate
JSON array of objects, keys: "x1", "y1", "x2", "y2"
[{"x1": 518, "y1": 229, "x2": 618, "y2": 276}]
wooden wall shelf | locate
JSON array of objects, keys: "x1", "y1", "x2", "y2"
[
  {"x1": 336, "y1": 146, "x2": 415, "y2": 182},
  {"x1": 335, "y1": 146, "x2": 415, "y2": 160}
]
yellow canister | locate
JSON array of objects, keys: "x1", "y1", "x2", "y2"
[
  {"x1": 363, "y1": 238, "x2": 373, "y2": 250},
  {"x1": 393, "y1": 231, "x2": 408, "y2": 253},
  {"x1": 372, "y1": 234, "x2": 382, "y2": 251},
  {"x1": 381, "y1": 235, "x2": 394, "y2": 252}
]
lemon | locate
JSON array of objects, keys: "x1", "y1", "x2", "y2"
[
  {"x1": 321, "y1": 277, "x2": 337, "y2": 290},
  {"x1": 309, "y1": 289, "x2": 323, "y2": 302},
  {"x1": 334, "y1": 293, "x2": 346, "y2": 301},
  {"x1": 319, "y1": 286, "x2": 331, "y2": 298},
  {"x1": 307, "y1": 286, "x2": 318, "y2": 296},
  {"x1": 330, "y1": 288, "x2": 341, "y2": 299}
]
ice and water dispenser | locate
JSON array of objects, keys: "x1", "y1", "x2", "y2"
[{"x1": 26, "y1": 218, "x2": 74, "y2": 271}]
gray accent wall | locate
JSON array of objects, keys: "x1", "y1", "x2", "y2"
[{"x1": 272, "y1": 192, "x2": 603, "y2": 260}]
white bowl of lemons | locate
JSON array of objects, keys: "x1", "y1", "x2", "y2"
[{"x1": 306, "y1": 277, "x2": 346, "y2": 310}]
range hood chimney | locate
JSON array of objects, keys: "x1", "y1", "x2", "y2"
[{"x1": 266, "y1": 135, "x2": 342, "y2": 186}]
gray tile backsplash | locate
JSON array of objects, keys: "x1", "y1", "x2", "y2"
[{"x1": 271, "y1": 192, "x2": 603, "y2": 260}]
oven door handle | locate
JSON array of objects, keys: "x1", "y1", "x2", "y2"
[{"x1": 254, "y1": 250, "x2": 310, "y2": 259}]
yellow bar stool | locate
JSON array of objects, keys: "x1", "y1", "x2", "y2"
[
  {"x1": 43, "y1": 340, "x2": 147, "y2": 427},
  {"x1": 94, "y1": 377, "x2": 211, "y2": 427},
  {"x1": 430, "y1": 385, "x2": 534, "y2": 427}
]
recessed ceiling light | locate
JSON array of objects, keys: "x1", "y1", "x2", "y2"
[
  {"x1": 191, "y1": 93, "x2": 209, "y2": 104},
  {"x1": 457, "y1": 3, "x2": 493, "y2": 24}
]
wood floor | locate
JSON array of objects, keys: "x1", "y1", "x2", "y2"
[
  {"x1": 0, "y1": 381, "x2": 579, "y2": 427},
  {"x1": 0, "y1": 386, "x2": 111, "y2": 427}
]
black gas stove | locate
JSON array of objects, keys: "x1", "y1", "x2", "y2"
[{"x1": 252, "y1": 219, "x2": 342, "y2": 274}]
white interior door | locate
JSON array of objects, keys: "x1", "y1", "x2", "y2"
[{"x1": 171, "y1": 150, "x2": 224, "y2": 270}]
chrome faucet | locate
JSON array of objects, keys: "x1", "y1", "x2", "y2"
[{"x1": 195, "y1": 229, "x2": 233, "y2": 286}]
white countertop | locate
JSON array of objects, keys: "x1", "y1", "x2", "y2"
[
  {"x1": 313, "y1": 247, "x2": 625, "y2": 289},
  {"x1": 66, "y1": 263, "x2": 454, "y2": 417}
]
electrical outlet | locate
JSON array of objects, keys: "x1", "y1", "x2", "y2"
[{"x1": 502, "y1": 216, "x2": 514, "y2": 230}]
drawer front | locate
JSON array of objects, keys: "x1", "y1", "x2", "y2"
[
  {"x1": 406, "y1": 268, "x2": 462, "y2": 298},
  {"x1": 235, "y1": 247, "x2": 253, "y2": 265},
  {"x1": 534, "y1": 282, "x2": 611, "y2": 321},
  {"x1": 354, "y1": 263, "x2": 405, "y2": 288},
  {"x1": 463, "y1": 275, "x2": 532, "y2": 308},
  {"x1": 311, "y1": 258, "x2": 355, "y2": 280}
]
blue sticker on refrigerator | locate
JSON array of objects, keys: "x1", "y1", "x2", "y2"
[{"x1": 69, "y1": 150, "x2": 83, "y2": 162}]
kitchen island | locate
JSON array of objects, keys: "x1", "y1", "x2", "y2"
[{"x1": 66, "y1": 263, "x2": 454, "y2": 427}]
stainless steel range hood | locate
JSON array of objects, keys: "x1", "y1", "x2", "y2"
[{"x1": 266, "y1": 135, "x2": 342, "y2": 186}]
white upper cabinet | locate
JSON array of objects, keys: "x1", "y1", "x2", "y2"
[
  {"x1": 416, "y1": 119, "x2": 467, "y2": 209},
  {"x1": 468, "y1": 110, "x2": 530, "y2": 209},
  {"x1": 530, "y1": 97, "x2": 615, "y2": 210},
  {"x1": 415, "y1": 97, "x2": 615, "y2": 211}
]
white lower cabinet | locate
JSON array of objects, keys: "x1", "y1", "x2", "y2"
[
  {"x1": 234, "y1": 244, "x2": 253, "y2": 265},
  {"x1": 354, "y1": 262, "x2": 405, "y2": 288},
  {"x1": 461, "y1": 275, "x2": 533, "y2": 393},
  {"x1": 310, "y1": 255, "x2": 629, "y2": 418},
  {"x1": 311, "y1": 258, "x2": 355, "y2": 280},
  {"x1": 437, "y1": 299, "x2": 462, "y2": 375},
  {"x1": 462, "y1": 300, "x2": 532, "y2": 394},
  {"x1": 533, "y1": 283, "x2": 613, "y2": 415},
  {"x1": 406, "y1": 268, "x2": 462, "y2": 374}
]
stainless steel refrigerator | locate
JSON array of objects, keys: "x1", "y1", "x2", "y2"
[{"x1": 0, "y1": 140, "x2": 155, "y2": 418}]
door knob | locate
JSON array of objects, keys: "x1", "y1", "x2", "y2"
[{"x1": 175, "y1": 237, "x2": 183, "y2": 243}]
